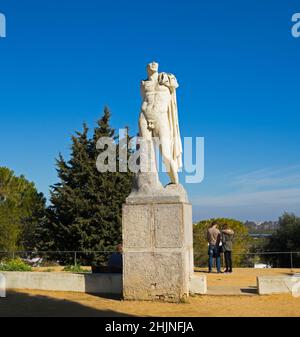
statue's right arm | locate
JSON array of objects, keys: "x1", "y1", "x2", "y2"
[
  {"x1": 140, "y1": 81, "x2": 148, "y2": 116},
  {"x1": 140, "y1": 80, "x2": 145, "y2": 100}
]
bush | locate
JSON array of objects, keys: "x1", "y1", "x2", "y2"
[
  {"x1": 264, "y1": 213, "x2": 300, "y2": 267},
  {"x1": 62, "y1": 264, "x2": 89, "y2": 273},
  {"x1": 0, "y1": 257, "x2": 32, "y2": 271}
]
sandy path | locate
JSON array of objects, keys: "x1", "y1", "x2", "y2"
[{"x1": 197, "y1": 267, "x2": 300, "y2": 287}]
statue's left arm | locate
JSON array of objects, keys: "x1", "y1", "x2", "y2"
[
  {"x1": 158, "y1": 72, "x2": 182, "y2": 169},
  {"x1": 169, "y1": 74, "x2": 179, "y2": 92},
  {"x1": 158, "y1": 73, "x2": 179, "y2": 92}
]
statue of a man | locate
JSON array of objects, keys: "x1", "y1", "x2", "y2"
[{"x1": 139, "y1": 62, "x2": 183, "y2": 185}]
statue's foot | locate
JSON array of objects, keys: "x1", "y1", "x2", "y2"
[
  {"x1": 164, "y1": 183, "x2": 188, "y2": 202},
  {"x1": 164, "y1": 182, "x2": 177, "y2": 187}
]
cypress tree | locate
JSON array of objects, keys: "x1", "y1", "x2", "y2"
[{"x1": 45, "y1": 107, "x2": 133, "y2": 267}]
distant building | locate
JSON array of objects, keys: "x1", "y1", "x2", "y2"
[{"x1": 244, "y1": 220, "x2": 279, "y2": 234}]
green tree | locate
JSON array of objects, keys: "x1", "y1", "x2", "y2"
[
  {"x1": 264, "y1": 213, "x2": 300, "y2": 267},
  {"x1": 44, "y1": 107, "x2": 133, "y2": 266},
  {"x1": 0, "y1": 167, "x2": 46, "y2": 253},
  {"x1": 193, "y1": 218, "x2": 251, "y2": 268}
]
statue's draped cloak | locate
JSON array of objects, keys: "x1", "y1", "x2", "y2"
[{"x1": 158, "y1": 72, "x2": 183, "y2": 170}]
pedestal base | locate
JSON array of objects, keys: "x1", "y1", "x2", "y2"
[{"x1": 122, "y1": 197, "x2": 194, "y2": 302}]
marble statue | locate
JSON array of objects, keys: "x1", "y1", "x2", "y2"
[
  {"x1": 122, "y1": 63, "x2": 204, "y2": 302},
  {"x1": 138, "y1": 61, "x2": 183, "y2": 185}
]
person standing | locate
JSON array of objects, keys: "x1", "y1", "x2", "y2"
[
  {"x1": 207, "y1": 221, "x2": 221, "y2": 273},
  {"x1": 107, "y1": 244, "x2": 123, "y2": 273},
  {"x1": 221, "y1": 224, "x2": 234, "y2": 273}
]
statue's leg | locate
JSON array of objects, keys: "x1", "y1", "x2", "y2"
[
  {"x1": 138, "y1": 112, "x2": 150, "y2": 139},
  {"x1": 138, "y1": 113, "x2": 157, "y2": 173},
  {"x1": 160, "y1": 134, "x2": 179, "y2": 184}
]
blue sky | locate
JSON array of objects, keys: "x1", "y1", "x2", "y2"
[{"x1": 0, "y1": 0, "x2": 300, "y2": 221}]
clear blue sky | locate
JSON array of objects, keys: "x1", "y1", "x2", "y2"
[{"x1": 1, "y1": 0, "x2": 300, "y2": 221}]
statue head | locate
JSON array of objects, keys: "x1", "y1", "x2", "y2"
[{"x1": 147, "y1": 61, "x2": 159, "y2": 75}]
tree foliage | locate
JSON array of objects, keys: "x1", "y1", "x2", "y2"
[
  {"x1": 44, "y1": 107, "x2": 133, "y2": 265},
  {"x1": 0, "y1": 167, "x2": 46, "y2": 252},
  {"x1": 264, "y1": 212, "x2": 300, "y2": 267}
]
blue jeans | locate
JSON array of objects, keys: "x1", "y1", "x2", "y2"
[{"x1": 208, "y1": 244, "x2": 221, "y2": 272}]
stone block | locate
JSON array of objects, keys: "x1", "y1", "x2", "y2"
[
  {"x1": 189, "y1": 274, "x2": 207, "y2": 294},
  {"x1": 154, "y1": 204, "x2": 183, "y2": 248},
  {"x1": 2, "y1": 272, "x2": 122, "y2": 294},
  {"x1": 122, "y1": 199, "x2": 194, "y2": 302},
  {"x1": 123, "y1": 252, "x2": 188, "y2": 301},
  {"x1": 257, "y1": 275, "x2": 300, "y2": 295},
  {"x1": 123, "y1": 204, "x2": 152, "y2": 248}
]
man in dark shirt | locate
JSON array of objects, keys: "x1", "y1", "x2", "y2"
[
  {"x1": 107, "y1": 244, "x2": 123, "y2": 273},
  {"x1": 221, "y1": 224, "x2": 234, "y2": 273}
]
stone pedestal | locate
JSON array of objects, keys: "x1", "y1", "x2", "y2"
[{"x1": 122, "y1": 186, "x2": 194, "y2": 302}]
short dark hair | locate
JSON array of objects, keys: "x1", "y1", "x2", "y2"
[{"x1": 210, "y1": 220, "x2": 218, "y2": 228}]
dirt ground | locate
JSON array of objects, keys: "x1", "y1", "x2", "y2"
[
  {"x1": 197, "y1": 267, "x2": 300, "y2": 287},
  {"x1": 0, "y1": 268, "x2": 300, "y2": 317}
]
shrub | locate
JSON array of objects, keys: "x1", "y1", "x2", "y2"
[
  {"x1": 62, "y1": 264, "x2": 89, "y2": 273},
  {"x1": 0, "y1": 257, "x2": 32, "y2": 271}
]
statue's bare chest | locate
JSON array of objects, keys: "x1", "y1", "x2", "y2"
[{"x1": 142, "y1": 80, "x2": 169, "y2": 94}]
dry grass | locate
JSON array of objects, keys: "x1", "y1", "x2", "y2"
[{"x1": 32, "y1": 266, "x2": 91, "y2": 272}]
